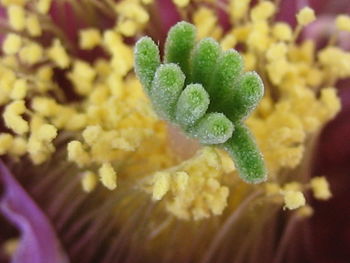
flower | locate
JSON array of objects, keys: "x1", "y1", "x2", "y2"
[{"x1": 0, "y1": 0, "x2": 349, "y2": 262}]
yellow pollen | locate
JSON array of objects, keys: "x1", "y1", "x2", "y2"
[
  {"x1": 173, "y1": 0, "x2": 190, "y2": 8},
  {"x1": 47, "y1": 39, "x2": 70, "y2": 69},
  {"x1": 99, "y1": 162, "x2": 117, "y2": 190},
  {"x1": 272, "y1": 22, "x2": 293, "y2": 41},
  {"x1": 310, "y1": 176, "x2": 332, "y2": 200},
  {"x1": 67, "y1": 140, "x2": 90, "y2": 167},
  {"x1": 37, "y1": 0, "x2": 52, "y2": 14},
  {"x1": 3, "y1": 100, "x2": 29, "y2": 135},
  {"x1": 10, "y1": 79, "x2": 28, "y2": 100},
  {"x1": 8, "y1": 5, "x2": 25, "y2": 31},
  {"x1": 152, "y1": 171, "x2": 171, "y2": 200},
  {"x1": 250, "y1": 1, "x2": 276, "y2": 22},
  {"x1": 296, "y1": 7, "x2": 316, "y2": 26},
  {"x1": 79, "y1": 28, "x2": 102, "y2": 50},
  {"x1": 26, "y1": 14, "x2": 42, "y2": 37},
  {"x1": 283, "y1": 190, "x2": 306, "y2": 210},
  {"x1": 2, "y1": 33, "x2": 22, "y2": 55},
  {"x1": 335, "y1": 15, "x2": 350, "y2": 32},
  {"x1": 37, "y1": 124, "x2": 57, "y2": 142},
  {"x1": 19, "y1": 42, "x2": 43, "y2": 65},
  {"x1": 81, "y1": 171, "x2": 97, "y2": 193}
]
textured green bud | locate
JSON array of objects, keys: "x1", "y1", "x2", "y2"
[
  {"x1": 175, "y1": 83, "x2": 210, "y2": 127},
  {"x1": 164, "y1": 21, "x2": 196, "y2": 80},
  {"x1": 134, "y1": 37, "x2": 160, "y2": 93},
  {"x1": 190, "y1": 113, "x2": 234, "y2": 144},
  {"x1": 151, "y1": 63, "x2": 185, "y2": 120},
  {"x1": 224, "y1": 72, "x2": 264, "y2": 121},
  {"x1": 191, "y1": 38, "x2": 220, "y2": 88},
  {"x1": 208, "y1": 49, "x2": 243, "y2": 111},
  {"x1": 223, "y1": 123, "x2": 267, "y2": 183}
]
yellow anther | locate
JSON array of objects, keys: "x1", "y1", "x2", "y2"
[
  {"x1": 99, "y1": 162, "x2": 117, "y2": 190},
  {"x1": 8, "y1": 5, "x2": 25, "y2": 31},
  {"x1": 297, "y1": 205, "x2": 314, "y2": 217},
  {"x1": 117, "y1": 19, "x2": 137, "y2": 37},
  {"x1": 26, "y1": 14, "x2": 42, "y2": 37},
  {"x1": 266, "y1": 42, "x2": 287, "y2": 61},
  {"x1": 79, "y1": 28, "x2": 102, "y2": 50},
  {"x1": 335, "y1": 15, "x2": 350, "y2": 32},
  {"x1": 47, "y1": 39, "x2": 70, "y2": 69},
  {"x1": 141, "y1": 0, "x2": 153, "y2": 4},
  {"x1": 37, "y1": 124, "x2": 57, "y2": 142},
  {"x1": 3, "y1": 100, "x2": 29, "y2": 135},
  {"x1": 272, "y1": 22, "x2": 293, "y2": 41},
  {"x1": 229, "y1": 0, "x2": 251, "y2": 21},
  {"x1": 2, "y1": 33, "x2": 22, "y2": 55},
  {"x1": 250, "y1": 1, "x2": 276, "y2": 22},
  {"x1": 0, "y1": 134, "x2": 13, "y2": 155},
  {"x1": 115, "y1": 1, "x2": 149, "y2": 24},
  {"x1": 1, "y1": 0, "x2": 27, "y2": 6},
  {"x1": 81, "y1": 171, "x2": 97, "y2": 193},
  {"x1": 71, "y1": 60, "x2": 96, "y2": 82},
  {"x1": 173, "y1": 0, "x2": 190, "y2": 8},
  {"x1": 296, "y1": 7, "x2": 316, "y2": 26},
  {"x1": 64, "y1": 113, "x2": 87, "y2": 131},
  {"x1": 310, "y1": 176, "x2": 332, "y2": 200},
  {"x1": 82, "y1": 125, "x2": 102, "y2": 145},
  {"x1": 19, "y1": 42, "x2": 43, "y2": 65},
  {"x1": 283, "y1": 190, "x2": 305, "y2": 210},
  {"x1": 320, "y1": 88, "x2": 341, "y2": 120},
  {"x1": 220, "y1": 34, "x2": 237, "y2": 50},
  {"x1": 152, "y1": 171, "x2": 171, "y2": 200},
  {"x1": 174, "y1": 171, "x2": 189, "y2": 192},
  {"x1": 37, "y1": 0, "x2": 52, "y2": 14},
  {"x1": 32, "y1": 97, "x2": 58, "y2": 116},
  {"x1": 11, "y1": 79, "x2": 27, "y2": 100},
  {"x1": 37, "y1": 66, "x2": 53, "y2": 82},
  {"x1": 67, "y1": 140, "x2": 90, "y2": 167}
]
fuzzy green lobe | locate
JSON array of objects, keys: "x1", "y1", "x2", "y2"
[{"x1": 134, "y1": 21, "x2": 267, "y2": 184}]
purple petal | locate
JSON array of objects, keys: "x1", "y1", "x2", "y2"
[{"x1": 0, "y1": 161, "x2": 68, "y2": 263}]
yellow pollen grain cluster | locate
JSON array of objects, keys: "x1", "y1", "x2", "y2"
[
  {"x1": 37, "y1": 0, "x2": 52, "y2": 14},
  {"x1": 229, "y1": 0, "x2": 251, "y2": 21},
  {"x1": 81, "y1": 171, "x2": 97, "y2": 193},
  {"x1": 272, "y1": 22, "x2": 293, "y2": 41},
  {"x1": 79, "y1": 28, "x2": 101, "y2": 50},
  {"x1": 8, "y1": 5, "x2": 25, "y2": 31},
  {"x1": 2, "y1": 33, "x2": 22, "y2": 55},
  {"x1": 296, "y1": 7, "x2": 316, "y2": 26},
  {"x1": 310, "y1": 176, "x2": 332, "y2": 200},
  {"x1": 3, "y1": 100, "x2": 28, "y2": 135},
  {"x1": 19, "y1": 42, "x2": 43, "y2": 65},
  {"x1": 193, "y1": 7, "x2": 222, "y2": 40},
  {"x1": 11, "y1": 79, "x2": 28, "y2": 100},
  {"x1": 67, "y1": 140, "x2": 90, "y2": 167},
  {"x1": 250, "y1": 1, "x2": 275, "y2": 22},
  {"x1": 26, "y1": 14, "x2": 42, "y2": 37},
  {"x1": 99, "y1": 162, "x2": 117, "y2": 190},
  {"x1": 173, "y1": 0, "x2": 190, "y2": 8},
  {"x1": 335, "y1": 15, "x2": 350, "y2": 32},
  {"x1": 47, "y1": 39, "x2": 70, "y2": 69},
  {"x1": 147, "y1": 147, "x2": 229, "y2": 220},
  {"x1": 283, "y1": 190, "x2": 305, "y2": 210}
]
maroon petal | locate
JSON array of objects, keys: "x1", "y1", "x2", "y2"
[{"x1": 0, "y1": 161, "x2": 68, "y2": 263}]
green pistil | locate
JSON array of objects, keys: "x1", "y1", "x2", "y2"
[{"x1": 134, "y1": 21, "x2": 267, "y2": 184}]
